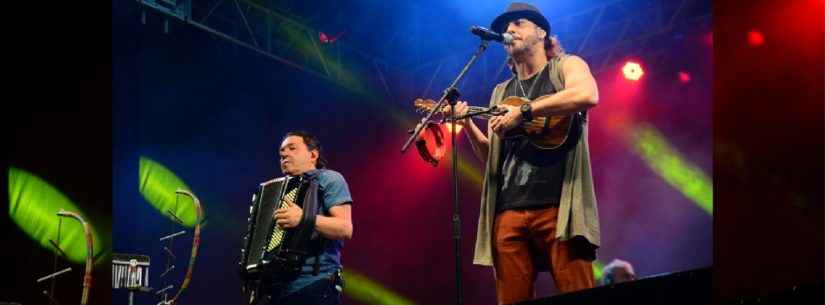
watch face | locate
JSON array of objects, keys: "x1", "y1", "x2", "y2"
[{"x1": 520, "y1": 103, "x2": 532, "y2": 121}]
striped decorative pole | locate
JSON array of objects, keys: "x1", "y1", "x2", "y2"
[
  {"x1": 57, "y1": 209, "x2": 94, "y2": 305},
  {"x1": 166, "y1": 189, "x2": 204, "y2": 305}
]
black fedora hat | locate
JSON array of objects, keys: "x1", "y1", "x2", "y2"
[{"x1": 490, "y1": 2, "x2": 551, "y2": 34}]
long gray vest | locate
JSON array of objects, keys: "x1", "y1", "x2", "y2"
[{"x1": 472, "y1": 55, "x2": 601, "y2": 267}]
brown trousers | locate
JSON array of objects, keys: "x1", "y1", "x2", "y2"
[{"x1": 493, "y1": 207, "x2": 595, "y2": 305}]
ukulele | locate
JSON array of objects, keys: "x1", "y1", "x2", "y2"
[{"x1": 413, "y1": 95, "x2": 575, "y2": 150}]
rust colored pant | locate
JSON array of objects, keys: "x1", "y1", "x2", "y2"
[{"x1": 493, "y1": 207, "x2": 595, "y2": 305}]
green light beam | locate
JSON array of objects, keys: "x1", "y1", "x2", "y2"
[
  {"x1": 8, "y1": 167, "x2": 104, "y2": 264},
  {"x1": 343, "y1": 270, "x2": 419, "y2": 305},
  {"x1": 138, "y1": 156, "x2": 200, "y2": 227},
  {"x1": 630, "y1": 124, "x2": 713, "y2": 215}
]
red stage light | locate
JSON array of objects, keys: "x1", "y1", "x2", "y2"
[
  {"x1": 747, "y1": 30, "x2": 765, "y2": 47},
  {"x1": 622, "y1": 62, "x2": 644, "y2": 81},
  {"x1": 319, "y1": 31, "x2": 344, "y2": 44},
  {"x1": 678, "y1": 71, "x2": 691, "y2": 83}
]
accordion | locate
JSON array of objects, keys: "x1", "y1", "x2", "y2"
[
  {"x1": 112, "y1": 253, "x2": 150, "y2": 290},
  {"x1": 238, "y1": 175, "x2": 325, "y2": 289}
]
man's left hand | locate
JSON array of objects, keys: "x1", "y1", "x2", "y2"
[
  {"x1": 274, "y1": 200, "x2": 303, "y2": 228},
  {"x1": 489, "y1": 104, "x2": 522, "y2": 137}
]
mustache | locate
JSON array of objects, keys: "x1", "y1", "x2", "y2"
[{"x1": 505, "y1": 32, "x2": 524, "y2": 40}]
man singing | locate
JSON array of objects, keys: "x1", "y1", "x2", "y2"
[{"x1": 453, "y1": 3, "x2": 601, "y2": 304}]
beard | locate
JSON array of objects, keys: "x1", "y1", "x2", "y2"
[{"x1": 508, "y1": 33, "x2": 543, "y2": 59}]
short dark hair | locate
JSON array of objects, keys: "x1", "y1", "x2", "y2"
[{"x1": 284, "y1": 130, "x2": 327, "y2": 169}]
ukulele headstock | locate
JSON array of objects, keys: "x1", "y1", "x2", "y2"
[{"x1": 413, "y1": 98, "x2": 441, "y2": 113}]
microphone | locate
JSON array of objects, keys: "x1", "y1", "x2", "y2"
[{"x1": 470, "y1": 26, "x2": 513, "y2": 44}]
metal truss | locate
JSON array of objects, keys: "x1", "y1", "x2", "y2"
[
  {"x1": 134, "y1": 0, "x2": 711, "y2": 104},
  {"x1": 551, "y1": 0, "x2": 712, "y2": 74},
  {"x1": 353, "y1": 0, "x2": 712, "y2": 103},
  {"x1": 410, "y1": 0, "x2": 712, "y2": 97},
  {"x1": 136, "y1": 0, "x2": 379, "y2": 93}
]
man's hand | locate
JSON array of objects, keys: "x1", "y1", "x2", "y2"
[
  {"x1": 441, "y1": 101, "x2": 472, "y2": 126},
  {"x1": 489, "y1": 104, "x2": 521, "y2": 137},
  {"x1": 273, "y1": 199, "x2": 303, "y2": 228}
]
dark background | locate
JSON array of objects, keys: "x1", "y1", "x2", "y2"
[{"x1": 3, "y1": 2, "x2": 112, "y2": 305}]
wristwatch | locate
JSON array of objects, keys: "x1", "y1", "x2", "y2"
[{"x1": 520, "y1": 103, "x2": 533, "y2": 122}]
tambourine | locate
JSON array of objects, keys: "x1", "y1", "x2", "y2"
[{"x1": 415, "y1": 122, "x2": 446, "y2": 166}]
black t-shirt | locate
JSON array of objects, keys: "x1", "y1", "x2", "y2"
[{"x1": 496, "y1": 64, "x2": 579, "y2": 212}]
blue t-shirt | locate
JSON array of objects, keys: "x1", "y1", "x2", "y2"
[{"x1": 280, "y1": 168, "x2": 352, "y2": 296}]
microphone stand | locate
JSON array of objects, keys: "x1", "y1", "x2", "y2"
[{"x1": 401, "y1": 38, "x2": 493, "y2": 305}]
